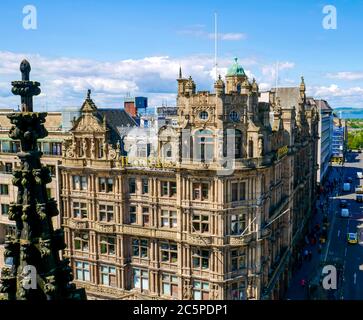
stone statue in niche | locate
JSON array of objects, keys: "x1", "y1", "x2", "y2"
[
  {"x1": 258, "y1": 136, "x2": 264, "y2": 156},
  {"x1": 82, "y1": 139, "x2": 87, "y2": 158},
  {"x1": 90, "y1": 139, "x2": 95, "y2": 158}
]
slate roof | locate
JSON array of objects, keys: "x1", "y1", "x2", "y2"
[{"x1": 96, "y1": 109, "x2": 137, "y2": 144}]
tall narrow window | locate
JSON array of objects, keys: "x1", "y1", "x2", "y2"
[
  {"x1": 142, "y1": 178, "x2": 149, "y2": 194},
  {"x1": 195, "y1": 130, "x2": 214, "y2": 163},
  {"x1": 248, "y1": 139, "x2": 254, "y2": 158},
  {"x1": 75, "y1": 261, "x2": 90, "y2": 282},
  {"x1": 100, "y1": 266, "x2": 117, "y2": 287},
  {"x1": 129, "y1": 178, "x2": 136, "y2": 194},
  {"x1": 130, "y1": 206, "x2": 137, "y2": 224}
]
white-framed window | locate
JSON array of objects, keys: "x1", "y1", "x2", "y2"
[
  {"x1": 193, "y1": 280, "x2": 210, "y2": 300},
  {"x1": 192, "y1": 248, "x2": 210, "y2": 270},
  {"x1": 75, "y1": 261, "x2": 90, "y2": 282},
  {"x1": 192, "y1": 214, "x2": 209, "y2": 233},
  {"x1": 142, "y1": 207, "x2": 150, "y2": 227},
  {"x1": 74, "y1": 232, "x2": 89, "y2": 252},
  {"x1": 192, "y1": 183, "x2": 209, "y2": 201},
  {"x1": 99, "y1": 177, "x2": 114, "y2": 193},
  {"x1": 73, "y1": 202, "x2": 87, "y2": 219},
  {"x1": 162, "y1": 274, "x2": 178, "y2": 298},
  {"x1": 99, "y1": 205, "x2": 114, "y2": 222},
  {"x1": 142, "y1": 178, "x2": 149, "y2": 194},
  {"x1": 100, "y1": 265, "x2": 117, "y2": 287},
  {"x1": 100, "y1": 236, "x2": 115, "y2": 256},
  {"x1": 129, "y1": 177, "x2": 136, "y2": 194},
  {"x1": 133, "y1": 268, "x2": 149, "y2": 291},
  {"x1": 230, "y1": 214, "x2": 246, "y2": 235},
  {"x1": 161, "y1": 210, "x2": 177, "y2": 228},
  {"x1": 231, "y1": 248, "x2": 246, "y2": 271},
  {"x1": 160, "y1": 242, "x2": 178, "y2": 264},
  {"x1": 130, "y1": 205, "x2": 137, "y2": 224},
  {"x1": 161, "y1": 181, "x2": 177, "y2": 197},
  {"x1": 132, "y1": 238, "x2": 149, "y2": 258},
  {"x1": 73, "y1": 175, "x2": 87, "y2": 191},
  {"x1": 231, "y1": 182, "x2": 246, "y2": 201}
]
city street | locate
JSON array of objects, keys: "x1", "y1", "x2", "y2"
[{"x1": 286, "y1": 151, "x2": 363, "y2": 300}]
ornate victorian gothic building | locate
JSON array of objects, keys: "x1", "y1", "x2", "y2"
[{"x1": 58, "y1": 58, "x2": 319, "y2": 300}]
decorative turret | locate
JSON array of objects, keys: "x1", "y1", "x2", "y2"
[
  {"x1": 251, "y1": 78, "x2": 259, "y2": 93},
  {"x1": 177, "y1": 66, "x2": 188, "y2": 96},
  {"x1": 185, "y1": 76, "x2": 196, "y2": 96},
  {"x1": 300, "y1": 76, "x2": 306, "y2": 101},
  {"x1": 214, "y1": 75, "x2": 225, "y2": 95},
  {"x1": 225, "y1": 57, "x2": 248, "y2": 94},
  {"x1": 0, "y1": 61, "x2": 86, "y2": 300}
]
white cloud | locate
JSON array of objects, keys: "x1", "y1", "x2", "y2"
[
  {"x1": 326, "y1": 72, "x2": 363, "y2": 81},
  {"x1": 179, "y1": 25, "x2": 247, "y2": 41},
  {"x1": 308, "y1": 84, "x2": 363, "y2": 107}
]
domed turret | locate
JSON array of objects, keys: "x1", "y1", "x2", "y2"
[
  {"x1": 226, "y1": 57, "x2": 246, "y2": 77},
  {"x1": 225, "y1": 57, "x2": 248, "y2": 94}
]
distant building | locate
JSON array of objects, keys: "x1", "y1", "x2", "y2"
[
  {"x1": 124, "y1": 96, "x2": 148, "y2": 118},
  {"x1": 332, "y1": 117, "x2": 348, "y2": 163},
  {"x1": 314, "y1": 99, "x2": 333, "y2": 184}
]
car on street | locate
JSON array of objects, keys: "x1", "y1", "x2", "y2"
[
  {"x1": 347, "y1": 232, "x2": 358, "y2": 244},
  {"x1": 341, "y1": 208, "x2": 349, "y2": 218},
  {"x1": 356, "y1": 186, "x2": 363, "y2": 194},
  {"x1": 357, "y1": 195, "x2": 363, "y2": 203},
  {"x1": 339, "y1": 199, "x2": 348, "y2": 208},
  {"x1": 357, "y1": 172, "x2": 363, "y2": 179}
]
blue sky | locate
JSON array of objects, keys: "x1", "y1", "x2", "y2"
[{"x1": 0, "y1": 0, "x2": 362, "y2": 110}]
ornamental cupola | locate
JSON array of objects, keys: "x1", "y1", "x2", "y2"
[{"x1": 225, "y1": 57, "x2": 248, "y2": 94}]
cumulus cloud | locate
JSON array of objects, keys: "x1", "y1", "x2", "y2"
[
  {"x1": 326, "y1": 72, "x2": 363, "y2": 81},
  {"x1": 0, "y1": 50, "x2": 297, "y2": 110}
]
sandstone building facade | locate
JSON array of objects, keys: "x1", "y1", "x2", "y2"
[
  {"x1": 57, "y1": 59, "x2": 319, "y2": 300},
  {"x1": 0, "y1": 59, "x2": 319, "y2": 299}
]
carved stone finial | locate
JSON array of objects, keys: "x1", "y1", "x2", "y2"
[{"x1": 20, "y1": 60, "x2": 31, "y2": 81}]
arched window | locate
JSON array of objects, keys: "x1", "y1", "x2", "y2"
[
  {"x1": 236, "y1": 83, "x2": 241, "y2": 93},
  {"x1": 163, "y1": 143, "x2": 172, "y2": 159},
  {"x1": 194, "y1": 130, "x2": 214, "y2": 163}
]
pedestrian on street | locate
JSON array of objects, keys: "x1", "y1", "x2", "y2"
[
  {"x1": 304, "y1": 249, "x2": 309, "y2": 260},
  {"x1": 300, "y1": 279, "x2": 306, "y2": 288}
]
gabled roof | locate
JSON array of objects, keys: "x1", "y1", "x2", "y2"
[{"x1": 96, "y1": 109, "x2": 137, "y2": 143}]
